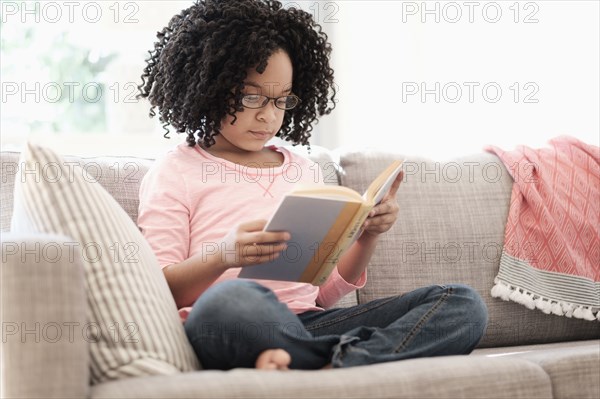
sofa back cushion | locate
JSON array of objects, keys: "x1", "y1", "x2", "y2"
[
  {"x1": 1, "y1": 146, "x2": 359, "y2": 309},
  {"x1": 1, "y1": 151, "x2": 154, "y2": 232},
  {"x1": 339, "y1": 150, "x2": 600, "y2": 347},
  {"x1": 1, "y1": 152, "x2": 22, "y2": 232},
  {"x1": 1, "y1": 145, "x2": 340, "y2": 231},
  {"x1": 10, "y1": 143, "x2": 200, "y2": 384}
]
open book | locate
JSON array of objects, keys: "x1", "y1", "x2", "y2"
[{"x1": 238, "y1": 160, "x2": 404, "y2": 285}]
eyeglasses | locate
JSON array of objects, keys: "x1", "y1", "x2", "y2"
[{"x1": 241, "y1": 94, "x2": 301, "y2": 110}]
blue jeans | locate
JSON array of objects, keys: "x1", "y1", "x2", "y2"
[{"x1": 184, "y1": 280, "x2": 488, "y2": 370}]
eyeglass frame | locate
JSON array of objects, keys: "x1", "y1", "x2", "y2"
[{"x1": 239, "y1": 93, "x2": 302, "y2": 110}]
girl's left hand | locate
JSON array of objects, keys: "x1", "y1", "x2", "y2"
[{"x1": 361, "y1": 171, "x2": 403, "y2": 238}]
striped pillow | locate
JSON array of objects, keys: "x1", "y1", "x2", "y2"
[{"x1": 10, "y1": 143, "x2": 199, "y2": 384}]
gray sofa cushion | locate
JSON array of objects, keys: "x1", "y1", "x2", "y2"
[
  {"x1": 1, "y1": 232, "x2": 90, "y2": 398},
  {"x1": 1, "y1": 151, "x2": 154, "y2": 231},
  {"x1": 474, "y1": 340, "x2": 600, "y2": 399},
  {"x1": 0, "y1": 147, "x2": 360, "y2": 307},
  {"x1": 1, "y1": 151, "x2": 20, "y2": 232},
  {"x1": 338, "y1": 150, "x2": 600, "y2": 347},
  {"x1": 3, "y1": 148, "x2": 597, "y2": 348},
  {"x1": 90, "y1": 355, "x2": 552, "y2": 399}
]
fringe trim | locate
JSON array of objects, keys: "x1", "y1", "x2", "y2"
[{"x1": 491, "y1": 278, "x2": 600, "y2": 322}]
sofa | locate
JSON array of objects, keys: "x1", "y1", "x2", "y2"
[{"x1": 1, "y1": 145, "x2": 598, "y2": 399}]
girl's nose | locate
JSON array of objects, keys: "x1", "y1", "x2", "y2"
[{"x1": 256, "y1": 100, "x2": 279, "y2": 123}]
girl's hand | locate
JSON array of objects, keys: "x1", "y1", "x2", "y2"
[
  {"x1": 361, "y1": 171, "x2": 404, "y2": 238},
  {"x1": 218, "y1": 219, "x2": 290, "y2": 269}
]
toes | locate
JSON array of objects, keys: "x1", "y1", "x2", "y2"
[
  {"x1": 255, "y1": 349, "x2": 291, "y2": 370},
  {"x1": 255, "y1": 350, "x2": 271, "y2": 369},
  {"x1": 272, "y1": 349, "x2": 291, "y2": 367}
]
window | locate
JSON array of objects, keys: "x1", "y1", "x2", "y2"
[{"x1": 1, "y1": 1, "x2": 192, "y2": 157}]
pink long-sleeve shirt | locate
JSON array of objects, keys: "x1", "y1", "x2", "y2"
[{"x1": 137, "y1": 143, "x2": 366, "y2": 322}]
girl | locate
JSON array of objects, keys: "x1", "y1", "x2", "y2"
[{"x1": 137, "y1": 0, "x2": 487, "y2": 370}]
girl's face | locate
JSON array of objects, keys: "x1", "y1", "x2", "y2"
[{"x1": 210, "y1": 49, "x2": 294, "y2": 154}]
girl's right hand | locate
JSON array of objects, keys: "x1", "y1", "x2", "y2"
[{"x1": 218, "y1": 219, "x2": 290, "y2": 269}]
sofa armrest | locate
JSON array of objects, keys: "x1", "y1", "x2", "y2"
[{"x1": 1, "y1": 233, "x2": 89, "y2": 398}]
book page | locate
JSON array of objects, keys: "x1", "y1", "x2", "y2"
[
  {"x1": 290, "y1": 184, "x2": 363, "y2": 201},
  {"x1": 362, "y1": 160, "x2": 404, "y2": 205}
]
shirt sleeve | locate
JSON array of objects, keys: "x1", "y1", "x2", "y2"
[
  {"x1": 316, "y1": 266, "x2": 367, "y2": 309},
  {"x1": 137, "y1": 157, "x2": 191, "y2": 269}
]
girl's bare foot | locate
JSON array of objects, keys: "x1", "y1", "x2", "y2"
[{"x1": 255, "y1": 349, "x2": 292, "y2": 370}]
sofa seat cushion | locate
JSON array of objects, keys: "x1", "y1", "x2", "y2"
[
  {"x1": 10, "y1": 143, "x2": 199, "y2": 383},
  {"x1": 91, "y1": 355, "x2": 551, "y2": 399},
  {"x1": 473, "y1": 340, "x2": 600, "y2": 399}
]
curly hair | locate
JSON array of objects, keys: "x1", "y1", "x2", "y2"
[{"x1": 137, "y1": 0, "x2": 336, "y2": 148}]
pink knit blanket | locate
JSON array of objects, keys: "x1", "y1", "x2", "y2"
[{"x1": 485, "y1": 136, "x2": 599, "y2": 321}]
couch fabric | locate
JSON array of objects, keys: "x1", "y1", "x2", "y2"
[
  {"x1": 1, "y1": 233, "x2": 90, "y2": 398},
  {"x1": 338, "y1": 150, "x2": 599, "y2": 347},
  {"x1": 1, "y1": 146, "x2": 599, "y2": 398}
]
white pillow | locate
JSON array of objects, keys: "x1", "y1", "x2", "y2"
[{"x1": 10, "y1": 143, "x2": 199, "y2": 384}]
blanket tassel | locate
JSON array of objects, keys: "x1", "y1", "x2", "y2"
[{"x1": 491, "y1": 280, "x2": 599, "y2": 321}]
